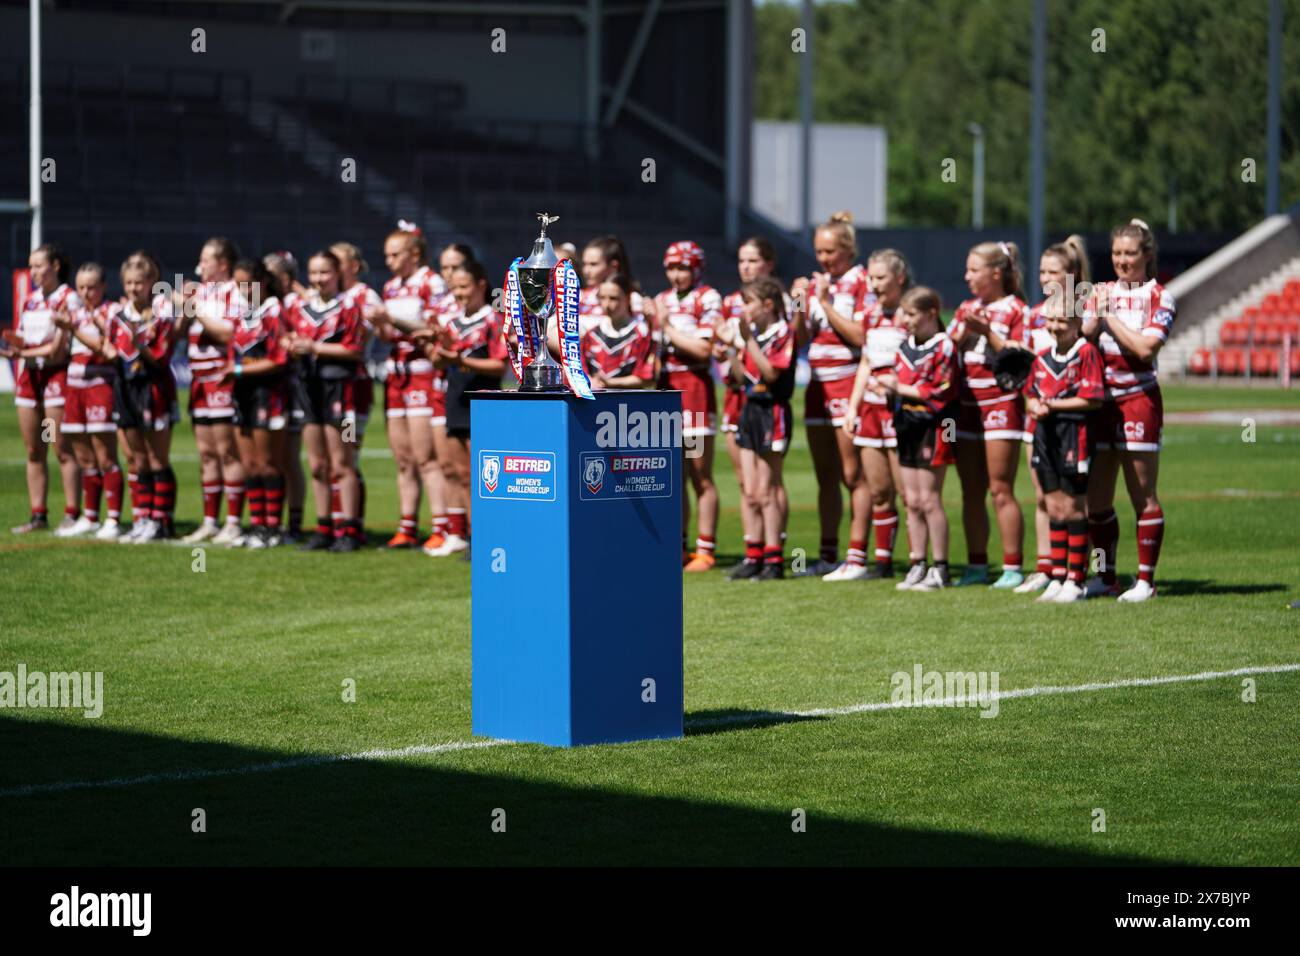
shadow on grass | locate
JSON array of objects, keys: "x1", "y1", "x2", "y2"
[
  {"x1": 1156, "y1": 579, "x2": 1289, "y2": 597},
  {"x1": 0, "y1": 716, "x2": 1168, "y2": 866},
  {"x1": 685, "y1": 708, "x2": 826, "y2": 737}
]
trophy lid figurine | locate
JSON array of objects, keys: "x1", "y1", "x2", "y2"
[{"x1": 504, "y1": 214, "x2": 594, "y2": 398}]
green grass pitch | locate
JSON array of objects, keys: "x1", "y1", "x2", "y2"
[{"x1": 1, "y1": 384, "x2": 1297, "y2": 866}]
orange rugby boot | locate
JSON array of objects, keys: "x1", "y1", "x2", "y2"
[
  {"x1": 683, "y1": 551, "x2": 716, "y2": 573},
  {"x1": 385, "y1": 531, "x2": 419, "y2": 549}
]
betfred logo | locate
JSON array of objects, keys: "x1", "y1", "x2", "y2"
[
  {"x1": 478, "y1": 450, "x2": 555, "y2": 502},
  {"x1": 482, "y1": 454, "x2": 500, "y2": 492},
  {"x1": 612, "y1": 455, "x2": 668, "y2": 471},
  {"x1": 583, "y1": 456, "x2": 605, "y2": 494},
  {"x1": 504, "y1": 455, "x2": 552, "y2": 473}
]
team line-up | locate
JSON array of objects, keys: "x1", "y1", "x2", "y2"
[{"x1": 5, "y1": 213, "x2": 1172, "y2": 602}]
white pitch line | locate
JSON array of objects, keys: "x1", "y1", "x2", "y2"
[
  {"x1": 0, "y1": 739, "x2": 507, "y2": 798},
  {"x1": 687, "y1": 662, "x2": 1300, "y2": 727},
  {"x1": 2, "y1": 663, "x2": 1297, "y2": 798}
]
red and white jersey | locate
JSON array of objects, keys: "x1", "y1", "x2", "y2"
[
  {"x1": 382, "y1": 265, "x2": 445, "y2": 373},
  {"x1": 896, "y1": 331, "x2": 957, "y2": 414},
  {"x1": 582, "y1": 316, "x2": 655, "y2": 382},
  {"x1": 342, "y1": 281, "x2": 383, "y2": 329},
  {"x1": 18, "y1": 283, "x2": 81, "y2": 358},
  {"x1": 579, "y1": 285, "x2": 647, "y2": 336},
  {"x1": 188, "y1": 280, "x2": 246, "y2": 383},
  {"x1": 741, "y1": 318, "x2": 796, "y2": 402},
  {"x1": 1083, "y1": 279, "x2": 1175, "y2": 400},
  {"x1": 443, "y1": 304, "x2": 509, "y2": 362},
  {"x1": 948, "y1": 294, "x2": 1028, "y2": 404},
  {"x1": 110, "y1": 294, "x2": 176, "y2": 372},
  {"x1": 1026, "y1": 336, "x2": 1104, "y2": 407},
  {"x1": 654, "y1": 284, "x2": 722, "y2": 376},
  {"x1": 286, "y1": 291, "x2": 365, "y2": 351},
  {"x1": 718, "y1": 291, "x2": 747, "y2": 388},
  {"x1": 861, "y1": 301, "x2": 907, "y2": 407},
  {"x1": 1024, "y1": 301, "x2": 1054, "y2": 355},
  {"x1": 806, "y1": 264, "x2": 873, "y2": 383},
  {"x1": 69, "y1": 301, "x2": 119, "y2": 388},
  {"x1": 230, "y1": 296, "x2": 287, "y2": 366}
]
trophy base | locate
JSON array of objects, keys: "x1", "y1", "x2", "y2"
[{"x1": 519, "y1": 362, "x2": 567, "y2": 392}]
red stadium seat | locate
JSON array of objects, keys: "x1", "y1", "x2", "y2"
[
  {"x1": 1250, "y1": 349, "x2": 1275, "y2": 375},
  {"x1": 1188, "y1": 348, "x2": 1212, "y2": 375},
  {"x1": 1285, "y1": 279, "x2": 1300, "y2": 298},
  {"x1": 1258, "y1": 321, "x2": 1282, "y2": 345},
  {"x1": 1290, "y1": 350, "x2": 1300, "y2": 376},
  {"x1": 1216, "y1": 348, "x2": 1244, "y2": 375},
  {"x1": 1219, "y1": 322, "x2": 1244, "y2": 346}
]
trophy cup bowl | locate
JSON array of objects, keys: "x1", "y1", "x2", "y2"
[{"x1": 517, "y1": 215, "x2": 567, "y2": 392}]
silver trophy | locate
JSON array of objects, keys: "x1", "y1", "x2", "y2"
[{"x1": 517, "y1": 213, "x2": 567, "y2": 392}]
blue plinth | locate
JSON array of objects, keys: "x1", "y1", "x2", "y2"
[{"x1": 470, "y1": 390, "x2": 684, "y2": 746}]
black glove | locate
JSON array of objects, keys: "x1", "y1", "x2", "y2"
[{"x1": 992, "y1": 346, "x2": 1035, "y2": 393}]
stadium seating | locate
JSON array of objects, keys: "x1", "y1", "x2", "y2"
[
  {"x1": 2, "y1": 58, "x2": 727, "y2": 289},
  {"x1": 1184, "y1": 256, "x2": 1300, "y2": 378}
]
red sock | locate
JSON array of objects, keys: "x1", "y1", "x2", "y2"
[
  {"x1": 330, "y1": 481, "x2": 343, "y2": 528},
  {"x1": 1136, "y1": 506, "x2": 1164, "y2": 584},
  {"x1": 318, "y1": 516, "x2": 334, "y2": 537},
  {"x1": 247, "y1": 476, "x2": 266, "y2": 528},
  {"x1": 433, "y1": 513, "x2": 449, "y2": 536},
  {"x1": 65, "y1": 504, "x2": 80, "y2": 520},
  {"x1": 129, "y1": 473, "x2": 148, "y2": 522},
  {"x1": 102, "y1": 465, "x2": 123, "y2": 521},
  {"x1": 1002, "y1": 552, "x2": 1022, "y2": 573},
  {"x1": 202, "y1": 483, "x2": 221, "y2": 522},
  {"x1": 399, "y1": 514, "x2": 417, "y2": 537},
  {"x1": 82, "y1": 467, "x2": 102, "y2": 522},
  {"x1": 763, "y1": 545, "x2": 783, "y2": 566},
  {"x1": 136, "y1": 472, "x2": 155, "y2": 522},
  {"x1": 264, "y1": 474, "x2": 284, "y2": 530},
  {"x1": 1036, "y1": 555, "x2": 1053, "y2": 575},
  {"x1": 224, "y1": 483, "x2": 245, "y2": 524},
  {"x1": 1089, "y1": 509, "x2": 1119, "y2": 584},
  {"x1": 872, "y1": 506, "x2": 899, "y2": 565},
  {"x1": 744, "y1": 541, "x2": 762, "y2": 563},
  {"x1": 448, "y1": 509, "x2": 468, "y2": 538},
  {"x1": 820, "y1": 537, "x2": 838, "y2": 565},
  {"x1": 1067, "y1": 520, "x2": 1088, "y2": 584},
  {"x1": 1049, "y1": 522, "x2": 1068, "y2": 580},
  {"x1": 845, "y1": 539, "x2": 867, "y2": 568},
  {"x1": 694, "y1": 534, "x2": 715, "y2": 557},
  {"x1": 153, "y1": 467, "x2": 176, "y2": 522}
]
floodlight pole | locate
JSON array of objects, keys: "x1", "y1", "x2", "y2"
[
  {"x1": 968, "y1": 122, "x2": 985, "y2": 231},
  {"x1": 1266, "y1": 0, "x2": 1281, "y2": 216},
  {"x1": 1028, "y1": 0, "x2": 1045, "y2": 303},
  {"x1": 30, "y1": 0, "x2": 42, "y2": 249},
  {"x1": 724, "y1": 0, "x2": 748, "y2": 249},
  {"x1": 799, "y1": 0, "x2": 813, "y2": 236}
]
